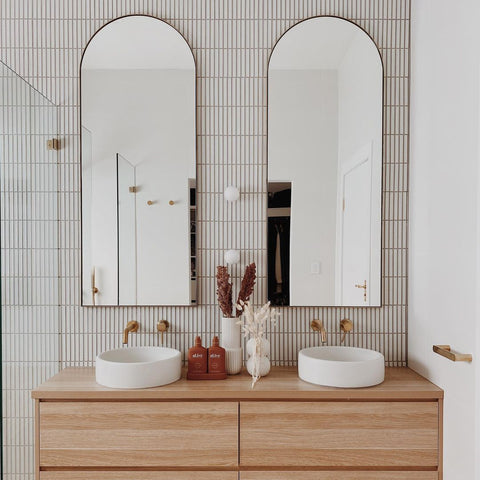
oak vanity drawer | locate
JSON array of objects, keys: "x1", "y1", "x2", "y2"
[
  {"x1": 239, "y1": 401, "x2": 439, "y2": 468},
  {"x1": 41, "y1": 473, "x2": 238, "y2": 480},
  {"x1": 39, "y1": 402, "x2": 238, "y2": 467},
  {"x1": 240, "y1": 473, "x2": 438, "y2": 480}
]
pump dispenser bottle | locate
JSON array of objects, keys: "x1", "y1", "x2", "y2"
[
  {"x1": 188, "y1": 336, "x2": 207, "y2": 374},
  {"x1": 208, "y1": 336, "x2": 226, "y2": 374}
]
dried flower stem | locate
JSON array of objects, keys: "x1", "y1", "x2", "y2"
[
  {"x1": 235, "y1": 263, "x2": 256, "y2": 317},
  {"x1": 216, "y1": 263, "x2": 257, "y2": 318},
  {"x1": 216, "y1": 266, "x2": 233, "y2": 317}
]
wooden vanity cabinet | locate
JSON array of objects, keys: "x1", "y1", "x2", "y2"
[{"x1": 33, "y1": 367, "x2": 443, "y2": 480}]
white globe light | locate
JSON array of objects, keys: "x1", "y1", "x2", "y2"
[
  {"x1": 224, "y1": 249, "x2": 240, "y2": 264},
  {"x1": 224, "y1": 185, "x2": 240, "y2": 202}
]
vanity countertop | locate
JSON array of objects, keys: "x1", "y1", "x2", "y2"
[{"x1": 32, "y1": 366, "x2": 443, "y2": 401}]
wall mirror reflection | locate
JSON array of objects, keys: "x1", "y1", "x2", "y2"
[
  {"x1": 268, "y1": 17, "x2": 383, "y2": 307},
  {"x1": 81, "y1": 15, "x2": 196, "y2": 306}
]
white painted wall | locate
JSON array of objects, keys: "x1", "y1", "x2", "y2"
[
  {"x1": 81, "y1": 68, "x2": 195, "y2": 305},
  {"x1": 409, "y1": 1, "x2": 480, "y2": 478},
  {"x1": 269, "y1": 69, "x2": 338, "y2": 305}
]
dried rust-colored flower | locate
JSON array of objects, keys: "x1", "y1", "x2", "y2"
[
  {"x1": 235, "y1": 263, "x2": 256, "y2": 317},
  {"x1": 216, "y1": 265, "x2": 233, "y2": 318}
]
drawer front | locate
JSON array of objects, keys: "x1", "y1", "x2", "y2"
[
  {"x1": 240, "y1": 401, "x2": 439, "y2": 468},
  {"x1": 241, "y1": 473, "x2": 438, "y2": 480},
  {"x1": 41, "y1": 473, "x2": 238, "y2": 480},
  {"x1": 40, "y1": 402, "x2": 238, "y2": 467}
]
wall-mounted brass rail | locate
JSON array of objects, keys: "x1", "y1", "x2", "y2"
[{"x1": 433, "y1": 345, "x2": 472, "y2": 362}]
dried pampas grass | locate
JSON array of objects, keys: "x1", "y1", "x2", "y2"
[{"x1": 216, "y1": 262, "x2": 256, "y2": 318}]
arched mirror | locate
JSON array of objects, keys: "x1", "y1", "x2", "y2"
[
  {"x1": 81, "y1": 15, "x2": 196, "y2": 306},
  {"x1": 267, "y1": 17, "x2": 382, "y2": 307}
]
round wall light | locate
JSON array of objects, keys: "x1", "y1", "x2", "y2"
[
  {"x1": 224, "y1": 185, "x2": 240, "y2": 202},
  {"x1": 224, "y1": 249, "x2": 240, "y2": 264}
]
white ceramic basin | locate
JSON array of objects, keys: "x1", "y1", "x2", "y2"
[
  {"x1": 298, "y1": 346, "x2": 385, "y2": 388},
  {"x1": 96, "y1": 346, "x2": 182, "y2": 389}
]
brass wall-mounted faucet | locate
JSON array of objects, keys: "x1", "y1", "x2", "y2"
[
  {"x1": 311, "y1": 319, "x2": 327, "y2": 344},
  {"x1": 340, "y1": 319, "x2": 353, "y2": 343},
  {"x1": 157, "y1": 320, "x2": 170, "y2": 345},
  {"x1": 123, "y1": 320, "x2": 139, "y2": 344}
]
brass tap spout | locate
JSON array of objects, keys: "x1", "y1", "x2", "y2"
[
  {"x1": 340, "y1": 318, "x2": 353, "y2": 343},
  {"x1": 311, "y1": 319, "x2": 327, "y2": 344},
  {"x1": 123, "y1": 320, "x2": 139, "y2": 344}
]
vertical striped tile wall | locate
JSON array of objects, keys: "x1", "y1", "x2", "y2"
[
  {"x1": 1, "y1": 1, "x2": 409, "y2": 478},
  {"x1": 1, "y1": 61, "x2": 59, "y2": 479}
]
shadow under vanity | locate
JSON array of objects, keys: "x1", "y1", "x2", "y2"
[{"x1": 32, "y1": 12, "x2": 443, "y2": 480}]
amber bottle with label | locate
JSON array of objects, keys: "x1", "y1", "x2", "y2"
[
  {"x1": 208, "y1": 336, "x2": 226, "y2": 374},
  {"x1": 188, "y1": 336, "x2": 207, "y2": 374}
]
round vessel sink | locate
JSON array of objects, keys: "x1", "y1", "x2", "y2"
[
  {"x1": 298, "y1": 346, "x2": 384, "y2": 388},
  {"x1": 96, "y1": 346, "x2": 182, "y2": 389}
]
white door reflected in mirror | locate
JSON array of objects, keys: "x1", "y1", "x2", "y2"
[
  {"x1": 267, "y1": 17, "x2": 382, "y2": 307},
  {"x1": 81, "y1": 15, "x2": 196, "y2": 306}
]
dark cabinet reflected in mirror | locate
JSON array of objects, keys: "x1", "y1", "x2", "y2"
[
  {"x1": 81, "y1": 15, "x2": 196, "y2": 306},
  {"x1": 268, "y1": 17, "x2": 383, "y2": 307}
]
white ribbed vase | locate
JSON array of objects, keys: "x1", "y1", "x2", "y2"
[
  {"x1": 225, "y1": 347, "x2": 243, "y2": 375},
  {"x1": 221, "y1": 316, "x2": 241, "y2": 348},
  {"x1": 221, "y1": 316, "x2": 243, "y2": 374}
]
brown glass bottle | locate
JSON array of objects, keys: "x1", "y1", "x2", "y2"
[
  {"x1": 188, "y1": 336, "x2": 207, "y2": 374},
  {"x1": 208, "y1": 336, "x2": 226, "y2": 374}
]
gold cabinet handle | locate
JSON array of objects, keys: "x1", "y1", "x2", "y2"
[
  {"x1": 355, "y1": 280, "x2": 367, "y2": 302},
  {"x1": 433, "y1": 345, "x2": 472, "y2": 362},
  {"x1": 91, "y1": 267, "x2": 99, "y2": 306}
]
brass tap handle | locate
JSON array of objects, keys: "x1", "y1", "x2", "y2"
[
  {"x1": 355, "y1": 280, "x2": 367, "y2": 302},
  {"x1": 123, "y1": 320, "x2": 139, "y2": 345},
  {"x1": 340, "y1": 319, "x2": 353, "y2": 344},
  {"x1": 311, "y1": 319, "x2": 327, "y2": 344},
  {"x1": 157, "y1": 320, "x2": 170, "y2": 345},
  {"x1": 91, "y1": 267, "x2": 99, "y2": 306}
]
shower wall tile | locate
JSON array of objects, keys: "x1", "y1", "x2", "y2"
[{"x1": 1, "y1": 1, "x2": 410, "y2": 479}]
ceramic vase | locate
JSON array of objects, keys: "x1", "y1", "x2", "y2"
[
  {"x1": 246, "y1": 337, "x2": 271, "y2": 377},
  {"x1": 221, "y1": 316, "x2": 243, "y2": 374}
]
